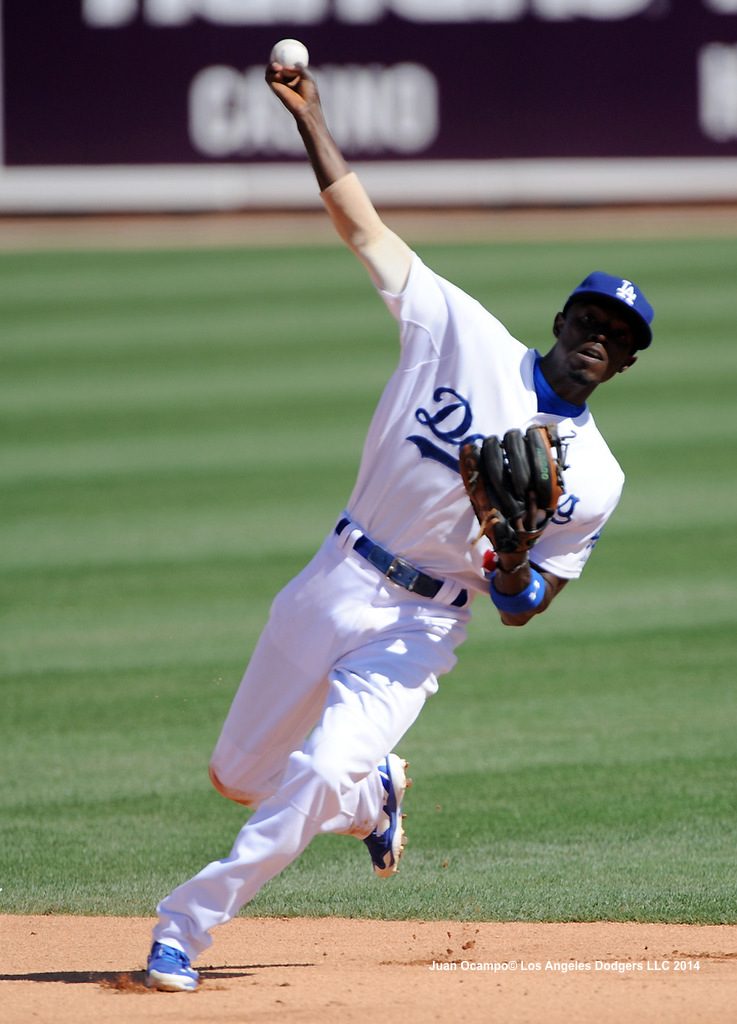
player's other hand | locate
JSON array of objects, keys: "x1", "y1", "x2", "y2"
[{"x1": 266, "y1": 62, "x2": 319, "y2": 118}]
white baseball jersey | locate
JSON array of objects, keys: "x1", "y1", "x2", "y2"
[{"x1": 345, "y1": 253, "x2": 624, "y2": 596}]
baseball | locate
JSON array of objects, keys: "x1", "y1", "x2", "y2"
[{"x1": 270, "y1": 38, "x2": 309, "y2": 68}]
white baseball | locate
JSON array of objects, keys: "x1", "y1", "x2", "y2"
[{"x1": 270, "y1": 38, "x2": 309, "y2": 68}]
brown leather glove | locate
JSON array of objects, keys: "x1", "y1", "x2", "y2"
[{"x1": 460, "y1": 425, "x2": 566, "y2": 554}]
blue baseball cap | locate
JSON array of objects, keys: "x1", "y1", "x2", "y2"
[{"x1": 565, "y1": 271, "x2": 654, "y2": 349}]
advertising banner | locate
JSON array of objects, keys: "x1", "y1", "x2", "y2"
[{"x1": 1, "y1": 1, "x2": 736, "y2": 209}]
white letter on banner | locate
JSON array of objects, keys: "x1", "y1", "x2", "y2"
[
  {"x1": 699, "y1": 43, "x2": 737, "y2": 141},
  {"x1": 533, "y1": 0, "x2": 653, "y2": 18},
  {"x1": 334, "y1": 0, "x2": 387, "y2": 22},
  {"x1": 198, "y1": 0, "x2": 327, "y2": 22},
  {"x1": 143, "y1": 0, "x2": 326, "y2": 23},
  {"x1": 388, "y1": 0, "x2": 525, "y2": 22},
  {"x1": 83, "y1": 0, "x2": 138, "y2": 24},
  {"x1": 144, "y1": 0, "x2": 194, "y2": 22},
  {"x1": 704, "y1": 0, "x2": 737, "y2": 12},
  {"x1": 189, "y1": 66, "x2": 248, "y2": 156},
  {"x1": 384, "y1": 64, "x2": 439, "y2": 151}
]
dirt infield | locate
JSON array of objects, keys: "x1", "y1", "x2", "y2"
[
  {"x1": 3, "y1": 915, "x2": 737, "y2": 1024},
  {"x1": 2, "y1": 202, "x2": 737, "y2": 251}
]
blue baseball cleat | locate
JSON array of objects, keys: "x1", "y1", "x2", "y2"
[
  {"x1": 145, "y1": 941, "x2": 199, "y2": 992},
  {"x1": 363, "y1": 753, "x2": 411, "y2": 877}
]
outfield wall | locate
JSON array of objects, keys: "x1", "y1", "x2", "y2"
[{"x1": 1, "y1": 1, "x2": 736, "y2": 211}]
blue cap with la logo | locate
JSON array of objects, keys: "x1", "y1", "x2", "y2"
[{"x1": 565, "y1": 271, "x2": 654, "y2": 349}]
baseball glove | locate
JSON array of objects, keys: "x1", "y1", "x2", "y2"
[{"x1": 459, "y1": 425, "x2": 566, "y2": 554}]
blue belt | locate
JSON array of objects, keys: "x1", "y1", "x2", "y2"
[{"x1": 335, "y1": 518, "x2": 468, "y2": 608}]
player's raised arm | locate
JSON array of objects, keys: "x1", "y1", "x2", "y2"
[{"x1": 266, "y1": 52, "x2": 412, "y2": 294}]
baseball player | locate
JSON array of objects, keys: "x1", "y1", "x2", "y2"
[{"x1": 145, "y1": 59, "x2": 654, "y2": 991}]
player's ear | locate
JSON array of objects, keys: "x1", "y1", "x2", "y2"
[
  {"x1": 617, "y1": 354, "x2": 638, "y2": 373},
  {"x1": 553, "y1": 312, "x2": 564, "y2": 337}
]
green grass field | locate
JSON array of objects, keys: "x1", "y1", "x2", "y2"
[{"x1": 2, "y1": 230, "x2": 736, "y2": 924}]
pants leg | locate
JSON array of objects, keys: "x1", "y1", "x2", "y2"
[
  {"x1": 153, "y1": 635, "x2": 443, "y2": 959},
  {"x1": 153, "y1": 536, "x2": 470, "y2": 960},
  {"x1": 208, "y1": 629, "x2": 331, "y2": 809},
  {"x1": 205, "y1": 534, "x2": 365, "y2": 809}
]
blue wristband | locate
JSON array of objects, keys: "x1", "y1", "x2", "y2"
[{"x1": 489, "y1": 568, "x2": 546, "y2": 614}]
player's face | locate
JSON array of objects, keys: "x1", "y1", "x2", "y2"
[{"x1": 552, "y1": 300, "x2": 639, "y2": 389}]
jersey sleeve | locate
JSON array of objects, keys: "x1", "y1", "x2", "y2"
[
  {"x1": 532, "y1": 471, "x2": 625, "y2": 580},
  {"x1": 379, "y1": 254, "x2": 460, "y2": 359}
]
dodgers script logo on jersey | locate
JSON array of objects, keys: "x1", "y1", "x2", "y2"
[
  {"x1": 406, "y1": 387, "x2": 485, "y2": 473},
  {"x1": 407, "y1": 385, "x2": 579, "y2": 522}
]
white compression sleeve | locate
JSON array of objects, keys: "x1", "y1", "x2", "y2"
[{"x1": 320, "y1": 173, "x2": 412, "y2": 294}]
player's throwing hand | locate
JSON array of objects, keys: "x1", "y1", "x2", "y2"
[{"x1": 266, "y1": 60, "x2": 317, "y2": 117}]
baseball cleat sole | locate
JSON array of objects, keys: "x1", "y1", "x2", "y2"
[
  {"x1": 366, "y1": 754, "x2": 411, "y2": 878},
  {"x1": 145, "y1": 970, "x2": 199, "y2": 993}
]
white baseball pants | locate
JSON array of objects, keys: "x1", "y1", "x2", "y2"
[{"x1": 152, "y1": 524, "x2": 470, "y2": 959}]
